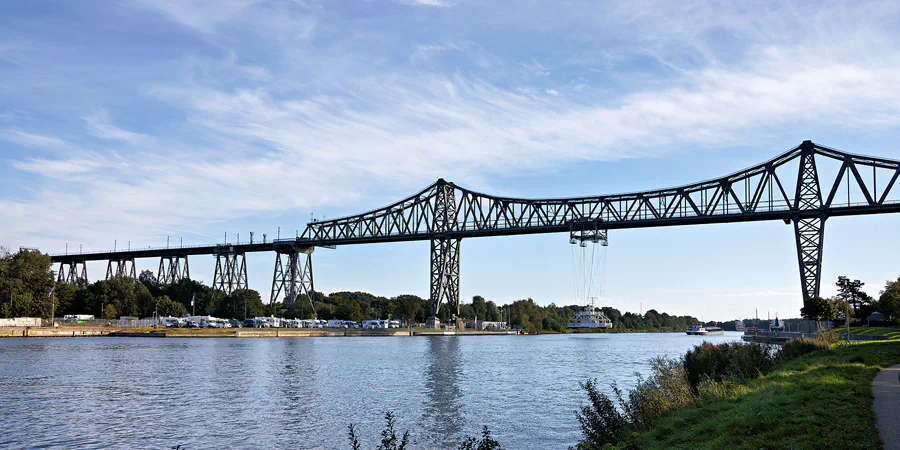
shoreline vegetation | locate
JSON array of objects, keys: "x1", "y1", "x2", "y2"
[{"x1": 0, "y1": 325, "x2": 710, "y2": 338}]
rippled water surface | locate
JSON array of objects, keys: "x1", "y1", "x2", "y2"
[{"x1": 0, "y1": 332, "x2": 741, "y2": 449}]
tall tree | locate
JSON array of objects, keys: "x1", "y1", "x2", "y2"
[
  {"x1": 800, "y1": 296, "x2": 838, "y2": 330},
  {"x1": 878, "y1": 277, "x2": 900, "y2": 322}
]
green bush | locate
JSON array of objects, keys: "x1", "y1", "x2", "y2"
[
  {"x1": 348, "y1": 412, "x2": 503, "y2": 450},
  {"x1": 617, "y1": 356, "x2": 694, "y2": 430},
  {"x1": 574, "y1": 379, "x2": 629, "y2": 449},
  {"x1": 683, "y1": 342, "x2": 777, "y2": 391},
  {"x1": 573, "y1": 357, "x2": 693, "y2": 449},
  {"x1": 779, "y1": 338, "x2": 831, "y2": 360}
]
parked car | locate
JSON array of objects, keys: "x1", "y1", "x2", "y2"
[
  {"x1": 229, "y1": 319, "x2": 243, "y2": 328},
  {"x1": 185, "y1": 320, "x2": 200, "y2": 328}
]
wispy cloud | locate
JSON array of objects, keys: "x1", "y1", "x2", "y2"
[
  {"x1": 2, "y1": 130, "x2": 70, "y2": 150},
  {"x1": 395, "y1": 0, "x2": 459, "y2": 7},
  {"x1": 134, "y1": 0, "x2": 265, "y2": 33},
  {"x1": 83, "y1": 111, "x2": 148, "y2": 144}
]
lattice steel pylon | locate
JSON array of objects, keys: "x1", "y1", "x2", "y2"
[
  {"x1": 212, "y1": 248, "x2": 248, "y2": 294},
  {"x1": 106, "y1": 258, "x2": 136, "y2": 280},
  {"x1": 157, "y1": 256, "x2": 190, "y2": 285},
  {"x1": 270, "y1": 245, "x2": 315, "y2": 315},
  {"x1": 793, "y1": 141, "x2": 825, "y2": 303},
  {"x1": 57, "y1": 261, "x2": 88, "y2": 284},
  {"x1": 427, "y1": 180, "x2": 461, "y2": 328}
]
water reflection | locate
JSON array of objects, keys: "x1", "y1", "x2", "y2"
[{"x1": 422, "y1": 336, "x2": 464, "y2": 447}]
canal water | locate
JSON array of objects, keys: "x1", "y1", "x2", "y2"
[{"x1": 0, "y1": 332, "x2": 741, "y2": 449}]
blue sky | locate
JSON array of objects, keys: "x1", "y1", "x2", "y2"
[{"x1": 3, "y1": 0, "x2": 900, "y2": 320}]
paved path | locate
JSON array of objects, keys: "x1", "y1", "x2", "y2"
[{"x1": 873, "y1": 364, "x2": 900, "y2": 450}]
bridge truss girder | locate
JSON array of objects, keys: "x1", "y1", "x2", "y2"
[
  {"x1": 301, "y1": 140, "x2": 900, "y2": 309},
  {"x1": 270, "y1": 246, "x2": 315, "y2": 314},
  {"x1": 106, "y1": 258, "x2": 136, "y2": 280},
  {"x1": 212, "y1": 250, "x2": 248, "y2": 295},
  {"x1": 57, "y1": 261, "x2": 88, "y2": 285},
  {"x1": 157, "y1": 255, "x2": 190, "y2": 285}
]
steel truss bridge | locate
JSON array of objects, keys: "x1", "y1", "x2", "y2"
[{"x1": 50, "y1": 141, "x2": 900, "y2": 326}]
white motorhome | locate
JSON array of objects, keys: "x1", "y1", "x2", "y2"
[
  {"x1": 187, "y1": 316, "x2": 215, "y2": 328},
  {"x1": 160, "y1": 317, "x2": 185, "y2": 328},
  {"x1": 255, "y1": 316, "x2": 282, "y2": 328},
  {"x1": 362, "y1": 320, "x2": 388, "y2": 329},
  {"x1": 327, "y1": 319, "x2": 346, "y2": 328}
]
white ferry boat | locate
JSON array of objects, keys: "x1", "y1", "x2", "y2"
[
  {"x1": 686, "y1": 324, "x2": 725, "y2": 336},
  {"x1": 567, "y1": 305, "x2": 613, "y2": 329}
]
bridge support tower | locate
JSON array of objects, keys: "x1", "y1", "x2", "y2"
[
  {"x1": 793, "y1": 140, "x2": 826, "y2": 303},
  {"x1": 270, "y1": 244, "x2": 315, "y2": 314},
  {"x1": 106, "y1": 258, "x2": 136, "y2": 280},
  {"x1": 427, "y1": 180, "x2": 460, "y2": 328},
  {"x1": 426, "y1": 238, "x2": 461, "y2": 328},
  {"x1": 57, "y1": 261, "x2": 88, "y2": 285},
  {"x1": 212, "y1": 248, "x2": 248, "y2": 294},
  {"x1": 158, "y1": 256, "x2": 190, "y2": 285}
]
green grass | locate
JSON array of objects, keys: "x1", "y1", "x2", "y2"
[
  {"x1": 631, "y1": 340, "x2": 900, "y2": 450},
  {"x1": 837, "y1": 326, "x2": 900, "y2": 339}
]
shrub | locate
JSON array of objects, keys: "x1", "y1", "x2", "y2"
[
  {"x1": 574, "y1": 357, "x2": 692, "y2": 449},
  {"x1": 458, "y1": 426, "x2": 504, "y2": 450},
  {"x1": 723, "y1": 342, "x2": 777, "y2": 381},
  {"x1": 347, "y1": 412, "x2": 409, "y2": 450},
  {"x1": 683, "y1": 342, "x2": 777, "y2": 391},
  {"x1": 617, "y1": 356, "x2": 694, "y2": 430},
  {"x1": 780, "y1": 338, "x2": 831, "y2": 360},
  {"x1": 574, "y1": 379, "x2": 629, "y2": 448},
  {"x1": 348, "y1": 413, "x2": 503, "y2": 450}
]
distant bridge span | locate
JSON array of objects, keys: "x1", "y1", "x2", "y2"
[{"x1": 51, "y1": 141, "x2": 900, "y2": 326}]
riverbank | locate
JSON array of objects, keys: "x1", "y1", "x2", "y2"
[
  {"x1": 629, "y1": 335, "x2": 900, "y2": 449},
  {"x1": 0, "y1": 326, "x2": 519, "y2": 338}
]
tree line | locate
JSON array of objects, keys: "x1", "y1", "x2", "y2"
[
  {"x1": 801, "y1": 274, "x2": 900, "y2": 326},
  {"x1": 2, "y1": 247, "x2": 699, "y2": 331}
]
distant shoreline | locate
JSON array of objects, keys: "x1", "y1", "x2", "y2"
[
  {"x1": 0, "y1": 326, "x2": 522, "y2": 338},
  {"x1": 0, "y1": 326, "x2": 737, "y2": 338}
]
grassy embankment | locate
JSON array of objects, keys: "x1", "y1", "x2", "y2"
[{"x1": 631, "y1": 329, "x2": 900, "y2": 449}]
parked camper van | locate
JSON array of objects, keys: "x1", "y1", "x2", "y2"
[
  {"x1": 255, "y1": 316, "x2": 282, "y2": 328},
  {"x1": 160, "y1": 317, "x2": 184, "y2": 328}
]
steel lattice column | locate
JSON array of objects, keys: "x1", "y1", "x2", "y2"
[
  {"x1": 793, "y1": 141, "x2": 825, "y2": 302},
  {"x1": 428, "y1": 237, "x2": 461, "y2": 324},
  {"x1": 270, "y1": 246, "x2": 315, "y2": 314},
  {"x1": 794, "y1": 217, "x2": 825, "y2": 302},
  {"x1": 157, "y1": 256, "x2": 190, "y2": 285},
  {"x1": 426, "y1": 180, "x2": 461, "y2": 328},
  {"x1": 57, "y1": 261, "x2": 87, "y2": 284},
  {"x1": 106, "y1": 258, "x2": 136, "y2": 280},
  {"x1": 212, "y1": 250, "x2": 248, "y2": 294}
]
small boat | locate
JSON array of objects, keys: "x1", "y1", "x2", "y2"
[{"x1": 686, "y1": 324, "x2": 724, "y2": 336}]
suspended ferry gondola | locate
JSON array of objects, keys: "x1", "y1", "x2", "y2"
[
  {"x1": 567, "y1": 303, "x2": 613, "y2": 329},
  {"x1": 567, "y1": 221, "x2": 613, "y2": 329}
]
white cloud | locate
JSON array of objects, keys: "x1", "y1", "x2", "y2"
[
  {"x1": 134, "y1": 0, "x2": 264, "y2": 33},
  {"x1": 83, "y1": 111, "x2": 147, "y2": 144},
  {"x1": 2, "y1": 130, "x2": 70, "y2": 150},
  {"x1": 394, "y1": 0, "x2": 458, "y2": 7}
]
